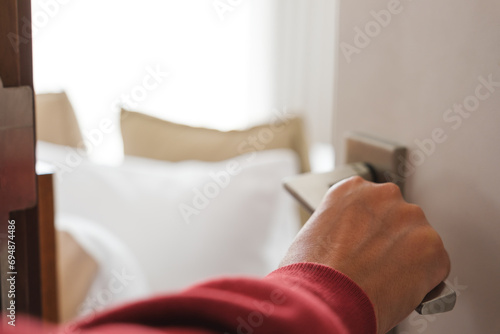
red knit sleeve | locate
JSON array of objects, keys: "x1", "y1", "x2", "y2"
[
  {"x1": 265, "y1": 263, "x2": 377, "y2": 333},
  {"x1": 6, "y1": 263, "x2": 376, "y2": 334}
]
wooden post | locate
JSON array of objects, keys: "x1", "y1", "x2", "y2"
[{"x1": 37, "y1": 166, "x2": 59, "y2": 323}]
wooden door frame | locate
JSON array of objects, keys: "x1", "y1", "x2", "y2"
[{"x1": 0, "y1": 0, "x2": 42, "y2": 322}]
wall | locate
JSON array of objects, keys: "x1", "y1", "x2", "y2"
[{"x1": 335, "y1": 0, "x2": 500, "y2": 333}]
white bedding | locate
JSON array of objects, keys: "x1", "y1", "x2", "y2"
[
  {"x1": 37, "y1": 141, "x2": 301, "y2": 310},
  {"x1": 57, "y1": 214, "x2": 150, "y2": 317}
]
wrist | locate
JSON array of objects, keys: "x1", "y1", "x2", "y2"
[{"x1": 267, "y1": 263, "x2": 377, "y2": 334}]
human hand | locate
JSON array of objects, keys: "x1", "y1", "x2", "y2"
[{"x1": 280, "y1": 176, "x2": 450, "y2": 334}]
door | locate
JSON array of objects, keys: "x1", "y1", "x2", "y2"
[
  {"x1": 335, "y1": 1, "x2": 500, "y2": 333},
  {"x1": 0, "y1": 0, "x2": 42, "y2": 321}
]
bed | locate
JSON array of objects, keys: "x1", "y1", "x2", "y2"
[{"x1": 35, "y1": 92, "x2": 311, "y2": 323}]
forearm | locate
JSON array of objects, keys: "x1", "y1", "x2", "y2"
[
  {"x1": 72, "y1": 262, "x2": 376, "y2": 334},
  {"x1": 6, "y1": 263, "x2": 376, "y2": 334}
]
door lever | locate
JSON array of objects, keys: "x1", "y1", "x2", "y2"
[{"x1": 283, "y1": 162, "x2": 456, "y2": 315}]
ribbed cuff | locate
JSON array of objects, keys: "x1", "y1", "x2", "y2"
[{"x1": 267, "y1": 262, "x2": 377, "y2": 334}]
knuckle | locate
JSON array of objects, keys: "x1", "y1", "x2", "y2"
[
  {"x1": 422, "y1": 228, "x2": 451, "y2": 277},
  {"x1": 378, "y1": 182, "x2": 403, "y2": 198},
  {"x1": 343, "y1": 175, "x2": 366, "y2": 187},
  {"x1": 440, "y1": 250, "x2": 452, "y2": 278},
  {"x1": 410, "y1": 226, "x2": 451, "y2": 284},
  {"x1": 383, "y1": 181, "x2": 401, "y2": 193},
  {"x1": 406, "y1": 203, "x2": 426, "y2": 219},
  {"x1": 415, "y1": 226, "x2": 446, "y2": 255},
  {"x1": 349, "y1": 175, "x2": 365, "y2": 183},
  {"x1": 327, "y1": 175, "x2": 365, "y2": 195}
]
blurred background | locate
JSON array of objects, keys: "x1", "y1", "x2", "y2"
[
  {"x1": 28, "y1": 0, "x2": 500, "y2": 333},
  {"x1": 31, "y1": 0, "x2": 339, "y2": 324},
  {"x1": 32, "y1": 0, "x2": 336, "y2": 168}
]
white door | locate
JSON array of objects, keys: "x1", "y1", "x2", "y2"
[{"x1": 335, "y1": 1, "x2": 500, "y2": 333}]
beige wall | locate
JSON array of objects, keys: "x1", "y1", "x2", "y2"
[{"x1": 335, "y1": 0, "x2": 500, "y2": 333}]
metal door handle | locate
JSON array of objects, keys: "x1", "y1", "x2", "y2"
[{"x1": 283, "y1": 162, "x2": 456, "y2": 315}]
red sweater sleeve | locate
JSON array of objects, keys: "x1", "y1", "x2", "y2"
[{"x1": 8, "y1": 263, "x2": 377, "y2": 334}]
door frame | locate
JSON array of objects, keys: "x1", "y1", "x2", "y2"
[{"x1": 0, "y1": 0, "x2": 42, "y2": 321}]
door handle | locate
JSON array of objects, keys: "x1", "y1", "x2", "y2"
[{"x1": 283, "y1": 162, "x2": 456, "y2": 315}]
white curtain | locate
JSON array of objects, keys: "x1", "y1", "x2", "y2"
[
  {"x1": 269, "y1": 0, "x2": 338, "y2": 146},
  {"x1": 32, "y1": 0, "x2": 337, "y2": 165}
]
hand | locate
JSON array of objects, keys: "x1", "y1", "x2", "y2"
[{"x1": 280, "y1": 176, "x2": 450, "y2": 334}]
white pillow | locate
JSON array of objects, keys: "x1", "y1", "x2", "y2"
[
  {"x1": 47, "y1": 147, "x2": 300, "y2": 293},
  {"x1": 57, "y1": 214, "x2": 151, "y2": 317},
  {"x1": 36, "y1": 140, "x2": 90, "y2": 182}
]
